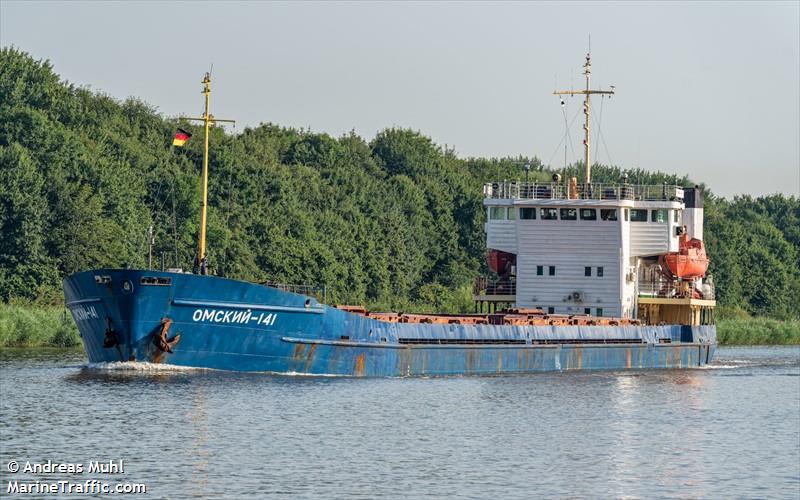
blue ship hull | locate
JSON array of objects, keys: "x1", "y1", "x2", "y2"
[{"x1": 63, "y1": 269, "x2": 716, "y2": 376}]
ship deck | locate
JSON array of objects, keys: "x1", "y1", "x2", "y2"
[{"x1": 333, "y1": 305, "x2": 641, "y2": 327}]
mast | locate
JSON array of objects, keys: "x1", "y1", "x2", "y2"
[
  {"x1": 553, "y1": 53, "x2": 614, "y2": 184},
  {"x1": 184, "y1": 73, "x2": 235, "y2": 274}
]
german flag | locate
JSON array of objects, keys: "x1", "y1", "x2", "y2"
[{"x1": 172, "y1": 128, "x2": 192, "y2": 147}]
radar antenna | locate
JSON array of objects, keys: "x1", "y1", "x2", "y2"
[{"x1": 553, "y1": 53, "x2": 615, "y2": 184}]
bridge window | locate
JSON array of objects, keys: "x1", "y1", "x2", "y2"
[
  {"x1": 584, "y1": 266, "x2": 592, "y2": 277},
  {"x1": 651, "y1": 209, "x2": 668, "y2": 223},
  {"x1": 489, "y1": 207, "x2": 506, "y2": 220},
  {"x1": 630, "y1": 209, "x2": 648, "y2": 222},
  {"x1": 580, "y1": 208, "x2": 597, "y2": 220},
  {"x1": 548, "y1": 266, "x2": 556, "y2": 276},
  {"x1": 560, "y1": 208, "x2": 577, "y2": 220},
  {"x1": 541, "y1": 208, "x2": 558, "y2": 220},
  {"x1": 520, "y1": 207, "x2": 536, "y2": 219},
  {"x1": 600, "y1": 209, "x2": 618, "y2": 221},
  {"x1": 507, "y1": 207, "x2": 516, "y2": 220}
]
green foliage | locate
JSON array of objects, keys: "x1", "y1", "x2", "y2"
[
  {"x1": 717, "y1": 317, "x2": 800, "y2": 345},
  {"x1": 0, "y1": 304, "x2": 80, "y2": 347},
  {"x1": 704, "y1": 195, "x2": 800, "y2": 319},
  {"x1": 0, "y1": 47, "x2": 798, "y2": 326}
]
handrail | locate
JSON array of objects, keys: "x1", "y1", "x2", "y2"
[
  {"x1": 261, "y1": 282, "x2": 327, "y2": 302},
  {"x1": 473, "y1": 276, "x2": 516, "y2": 296},
  {"x1": 637, "y1": 272, "x2": 715, "y2": 301},
  {"x1": 484, "y1": 182, "x2": 684, "y2": 202}
]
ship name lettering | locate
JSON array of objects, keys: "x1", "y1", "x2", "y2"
[
  {"x1": 72, "y1": 306, "x2": 99, "y2": 322},
  {"x1": 191, "y1": 308, "x2": 274, "y2": 326}
]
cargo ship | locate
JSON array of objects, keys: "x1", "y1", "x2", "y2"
[{"x1": 64, "y1": 55, "x2": 716, "y2": 376}]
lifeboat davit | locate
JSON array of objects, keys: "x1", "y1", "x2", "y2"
[{"x1": 661, "y1": 233, "x2": 709, "y2": 279}]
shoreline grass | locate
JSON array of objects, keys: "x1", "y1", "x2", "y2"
[
  {"x1": 716, "y1": 317, "x2": 800, "y2": 345},
  {"x1": 1, "y1": 304, "x2": 798, "y2": 348},
  {"x1": 0, "y1": 305, "x2": 81, "y2": 348}
]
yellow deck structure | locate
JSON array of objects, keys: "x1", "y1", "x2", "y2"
[{"x1": 637, "y1": 297, "x2": 716, "y2": 326}]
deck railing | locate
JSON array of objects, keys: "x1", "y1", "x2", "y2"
[
  {"x1": 483, "y1": 182, "x2": 684, "y2": 202},
  {"x1": 473, "y1": 276, "x2": 516, "y2": 296},
  {"x1": 261, "y1": 282, "x2": 327, "y2": 302},
  {"x1": 637, "y1": 274, "x2": 715, "y2": 300}
]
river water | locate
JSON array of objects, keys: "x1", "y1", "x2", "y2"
[{"x1": 0, "y1": 346, "x2": 798, "y2": 499}]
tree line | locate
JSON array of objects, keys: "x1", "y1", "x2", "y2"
[{"x1": 1, "y1": 47, "x2": 798, "y2": 319}]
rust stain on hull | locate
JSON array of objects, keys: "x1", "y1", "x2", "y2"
[
  {"x1": 151, "y1": 318, "x2": 180, "y2": 364},
  {"x1": 152, "y1": 350, "x2": 165, "y2": 364},
  {"x1": 303, "y1": 343, "x2": 317, "y2": 372},
  {"x1": 465, "y1": 350, "x2": 476, "y2": 373},
  {"x1": 354, "y1": 353, "x2": 366, "y2": 377}
]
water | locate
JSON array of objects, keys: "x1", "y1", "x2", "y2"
[{"x1": 1, "y1": 347, "x2": 798, "y2": 499}]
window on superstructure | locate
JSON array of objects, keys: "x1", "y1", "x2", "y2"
[
  {"x1": 520, "y1": 207, "x2": 536, "y2": 219},
  {"x1": 507, "y1": 207, "x2": 516, "y2": 220},
  {"x1": 600, "y1": 209, "x2": 618, "y2": 221},
  {"x1": 624, "y1": 209, "x2": 630, "y2": 221},
  {"x1": 630, "y1": 209, "x2": 648, "y2": 222},
  {"x1": 596, "y1": 308, "x2": 604, "y2": 317},
  {"x1": 584, "y1": 308, "x2": 591, "y2": 315},
  {"x1": 548, "y1": 266, "x2": 555, "y2": 276},
  {"x1": 489, "y1": 207, "x2": 506, "y2": 220},
  {"x1": 584, "y1": 266, "x2": 592, "y2": 277},
  {"x1": 560, "y1": 208, "x2": 577, "y2": 220},
  {"x1": 597, "y1": 266, "x2": 604, "y2": 277},
  {"x1": 548, "y1": 307, "x2": 555, "y2": 314},
  {"x1": 536, "y1": 265, "x2": 544, "y2": 276},
  {"x1": 580, "y1": 208, "x2": 597, "y2": 220},
  {"x1": 674, "y1": 209, "x2": 680, "y2": 223},
  {"x1": 651, "y1": 209, "x2": 668, "y2": 223},
  {"x1": 541, "y1": 208, "x2": 558, "y2": 220}
]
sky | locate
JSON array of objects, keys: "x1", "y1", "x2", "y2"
[{"x1": 1, "y1": 1, "x2": 798, "y2": 198}]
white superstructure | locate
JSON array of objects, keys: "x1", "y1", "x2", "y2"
[{"x1": 482, "y1": 181, "x2": 705, "y2": 319}]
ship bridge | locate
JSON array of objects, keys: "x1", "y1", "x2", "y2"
[
  {"x1": 474, "y1": 54, "x2": 714, "y2": 325},
  {"x1": 475, "y1": 180, "x2": 714, "y2": 324}
]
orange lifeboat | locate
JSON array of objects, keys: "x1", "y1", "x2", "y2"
[{"x1": 661, "y1": 233, "x2": 709, "y2": 279}]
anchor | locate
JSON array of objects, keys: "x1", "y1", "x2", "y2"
[
  {"x1": 102, "y1": 317, "x2": 119, "y2": 348},
  {"x1": 103, "y1": 316, "x2": 125, "y2": 361},
  {"x1": 153, "y1": 317, "x2": 181, "y2": 353}
]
